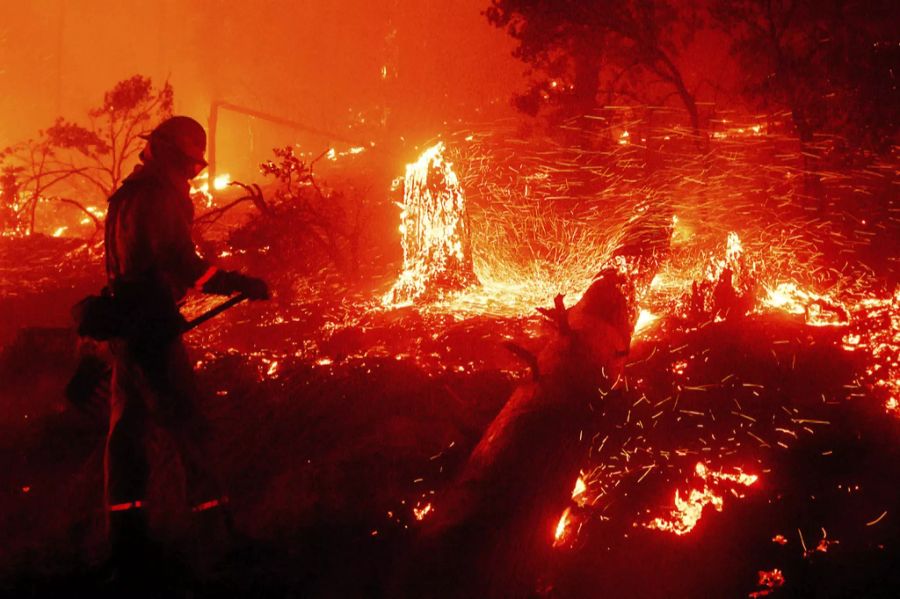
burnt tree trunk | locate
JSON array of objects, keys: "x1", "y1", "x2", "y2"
[{"x1": 407, "y1": 271, "x2": 636, "y2": 598}]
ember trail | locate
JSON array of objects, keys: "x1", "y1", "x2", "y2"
[{"x1": 1, "y1": 2, "x2": 898, "y2": 598}]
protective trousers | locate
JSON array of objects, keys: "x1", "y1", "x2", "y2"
[{"x1": 105, "y1": 335, "x2": 223, "y2": 538}]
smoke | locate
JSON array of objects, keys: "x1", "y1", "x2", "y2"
[{"x1": 0, "y1": 0, "x2": 521, "y2": 179}]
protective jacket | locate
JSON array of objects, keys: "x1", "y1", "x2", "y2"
[{"x1": 105, "y1": 160, "x2": 215, "y2": 338}]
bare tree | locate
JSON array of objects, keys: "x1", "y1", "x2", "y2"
[
  {"x1": 0, "y1": 75, "x2": 172, "y2": 237},
  {"x1": 44, "y1": 75, "x2": 173, "y2": 198}
]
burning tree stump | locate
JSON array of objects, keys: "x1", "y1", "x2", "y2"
[
  {"x1": 406, "y1": 269, "x2": 636, "y2": 598},
  {"x1": 383, "y1": 142, "x2": 479, "y2": 305}
]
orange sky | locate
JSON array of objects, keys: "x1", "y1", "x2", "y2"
[
  {"x1": 1, "y1": 1, "x2": 743, "y2": 180},
  {"x1": 0, "y1": 0, "x2": 523, "y2": 176}
]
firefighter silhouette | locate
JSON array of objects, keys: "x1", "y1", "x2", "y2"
[{"x1": 103, "y1": 116, "x2": 268, "y2": 578}]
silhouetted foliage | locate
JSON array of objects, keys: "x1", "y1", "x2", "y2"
[
  {"x1": 0, "y1": 75, "x2": 172, "y2": 236},
  {"x1": 485, "y1": 0, "x2": 703, "y2": 133},
  {"x1": 45, "y1": 75, "x2": 173, "y2": 197},
  {"x1": 710, "y1": 0, "x2": 898, "y2": 154},
  {"x1": 228, "y1": 147, "x2": 368, "y2": 280}
]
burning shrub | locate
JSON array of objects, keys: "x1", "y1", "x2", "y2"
[{"x1": 226, "y1": 146, "x2": 369, "y2": 284}]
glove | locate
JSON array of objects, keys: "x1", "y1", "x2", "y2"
[
  {"x1": 202, "y1": 269, "x2": 270, "y2": 300},
  {"x1": 235, "y1": 274, "x2": 270, "y2": 300}
]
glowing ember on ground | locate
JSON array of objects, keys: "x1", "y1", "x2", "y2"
[
  {"x1": 634, "y1": 309, "x2": 659, "y2": 336},
  {"x1": 762, "y1": 282, "x2": 849, "y2": 326},
  {"x1": 837, "y1": 289, "x2": 900, "y2": 417},
  {"x1": 572, "y1": 476, "x2": 586, "y2": 501},
  {"x1": 383, "y1": 142, "x2": 478, "y2": 306},
  {"x1": 749, "y1": 568, "x2": 785, "y2": 598},
  {"x1": 554, "y1": 507, "x2": 573, "y2": 546},
  {"x1": 413, "y1": 502, "x2": 433, "y2": 521},
  {"x1": 647, "y1": 462, "x2": 758, "y2": 536}
]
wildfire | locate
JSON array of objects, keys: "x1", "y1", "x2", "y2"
[
  {"x1": 762, "y1": 282, "x2": 849, "y2": 327},
  {"x1": 634, "y1": 309, "x2": 659, "y2": 336},
  {"x1": 190, "y1": 171, "x2": 232, "y2": 206},
  {"x1": 647, "y1": 462, "x2": 758, "y2": 536},
  {"x1": 383, "y1": 142, "x2": 478, "y2": 305}
]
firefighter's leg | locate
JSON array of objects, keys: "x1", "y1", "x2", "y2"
[
  {"x1": 153, "y1": 339, "x2": 230, "y2": 516},
  {"x1": 105, "y1": 344, "x2": 152, "y2": 578},
  {"x1": 150, "y1": 338, "x2": 234, "y2": 574}
]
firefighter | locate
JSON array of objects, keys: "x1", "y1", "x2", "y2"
[{"x1": 102, "y1": 116, "x2": 268, "y2": 579}]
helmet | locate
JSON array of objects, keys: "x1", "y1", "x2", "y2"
[{"x1": 141, "y1": 116, "x2": 207, "y2": 166}]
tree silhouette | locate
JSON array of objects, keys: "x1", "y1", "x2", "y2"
[
  {"x1": 485, "y1": 0, "x2": 704, "y2": 134},
  {"x1": 0, "y1": 75, "x2": 173, "y2": 236},
  {"x1": 710, "y1": 0, "x2": 898, "y2": 154}
]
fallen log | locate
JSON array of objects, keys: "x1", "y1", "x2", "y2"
[{"x1": 406, "y1": 268, "x2": 637, "y2": 598}]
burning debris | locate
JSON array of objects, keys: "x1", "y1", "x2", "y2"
[
  {"x1": 383, "y1": 142, "x2": 478, "y2": 305},
  {"x1": 749, "y1": 568, "x2": 785, "y2": 598},
  {"x1": 646, "y1": 462, "x2": 759, "y2": 536}
]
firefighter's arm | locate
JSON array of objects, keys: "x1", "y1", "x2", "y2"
[{"x1": 154, "y1": 202, "x2": 269, "y2": 300}]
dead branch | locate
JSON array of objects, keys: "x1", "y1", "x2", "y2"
[{"x1": 536, "y1": 293, "x2": 570, "y2": 334}]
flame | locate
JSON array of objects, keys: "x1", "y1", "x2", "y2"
[
  {"x1": 887, "y1": 396, "x2": 899, "y2": 415},
  {"x1": 696, "y1": 462, "x2": 759, "y2": 487},
  {"x1": 648, "y1": 487, "x2": 725, "y2": 536},
  {"x1": 190, "y1": 172, "x2": 231, "y2": 207},
  {"x1": 725, "y1": 231, "x2": 743, "y2": 264},
  {"x1": 749, "y1": 568, "x2": 785, "y2": 597},
  {"x1": 413, "y1": 502, "x2": 433, "y2": 521},
  {"x1": 326, "y1": 146, "x2": 367, "y2": 161},
  {"x1": 553, "y1": 507, "x2": 572, "y2": 545},
  {"x1": 762, "y1": 282, "x2": 849, "y2": 326},
  {"x1": 551, "y1": 477, "x2": 587, "y2": 547},
  {"x1": 647, "y1": 462, "x2": 758, "y2": 536},
  {"x1": 634, "y1": 309, "x2": 659, "y2": 335},
  {"x1": 572, "y1": 476, "x2": 586, "y2": 500},
  {"x1": 383, "y1": 142, "x2": 478, "y2": 305}
]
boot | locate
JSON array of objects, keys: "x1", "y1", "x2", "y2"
[
  {"x1": 105, "y1": 507, "x2": 155, "y2": 590},
  {"x1": 188, "y1": 497, "x2": 236, "y2": 579}
]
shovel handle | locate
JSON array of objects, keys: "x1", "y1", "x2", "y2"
[{"x1": 183, "y1": 293, "x2": 249, "y2": 331}]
